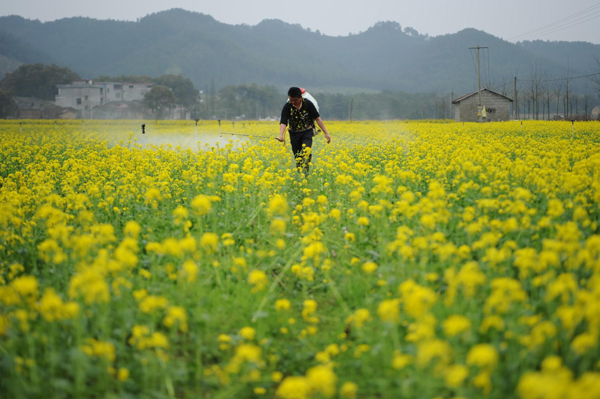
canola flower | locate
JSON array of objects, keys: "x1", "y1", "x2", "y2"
[{"x1": 0, "y1": 119, "x2": 599, "y2": 399}]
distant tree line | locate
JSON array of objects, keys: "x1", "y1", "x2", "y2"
[
  {"x1": 206, "y1": 87, "x2": 456, "y2": 120},
  {"x1": 487, "y1": 62, "x2": 600, "y2": 120},
  {"x1": 0, "y1": 89, "x2": 17, "y2": 118},
  {"x1": 315, "y1": 91, "x2": 454, "y2": 120},
  {"x1": 1, "y1": 62, "x2": 599, "y2": 120},
  {"x1": 207, "y1": 84, "x2": 281, "y2": 120},
  {"x1": 0, "y1": 63, "x2": 80, "y2": 118},
  {"x1": 0, "y1": 63, "x2": 80, "y2": 100}
]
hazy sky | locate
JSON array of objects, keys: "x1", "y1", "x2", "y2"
[{"x1": 2, "y1": 0, "x2": 600, "y2": 44}]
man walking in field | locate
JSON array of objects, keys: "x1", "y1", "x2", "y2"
[{"x1": 277, "y1": 87, "x2": 331, "y2": 173}]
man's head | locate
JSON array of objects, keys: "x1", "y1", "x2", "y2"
[
  {"x1": 288, "y1": 87, "x2": 302, "y2": 98},
  {"x1": 288, "y1": 87, "x2": 303, "y2": 108}
]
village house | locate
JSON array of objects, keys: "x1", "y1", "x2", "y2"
[
  {"x1": 15, "y1": 97, "x2": 76, "y2": 119},
  {"x1": 452, "y1": 88, "x2": 513, "y2": 122},
  {"x1": 55, "y1": 80, "x2": 153, "y2": 118}
]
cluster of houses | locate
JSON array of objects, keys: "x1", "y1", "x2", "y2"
[
  {"x1": 14, "y1": 80, "x2": 152, "y2": 119},
  {"x1": 55, "y1": 80, "x2": 154, "y2": 119},
  {"x1": 15, "y1": 80, "x2": 188, "y2": 120}
]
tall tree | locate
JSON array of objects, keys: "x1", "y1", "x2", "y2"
[
  {"x1": 0, "y1": 63, "x2": 80, "y2": 100},
  {"x1": 527, "y1": 62, "x2": 545, "y2": 120},
  {"x1": 142, "y1": 85, "x2": 177, "y2": 119},
  {"x1": 563, "y1": 65, "x2": 573, "y2": 118},
  {"x1": 553, "y1": 81, "x2": 562, "y2": 118},
  {"x1": 154, "y1": 75, "x2": 198, "y2": 110},
  {"x1": 0, "y1": 89, "x2": 17, "y2": 118},
  {"x1": 583, "y1": 89, "x2": 593, "y2": 117},
  {"x1": 542, "y1": 74, "x2": 553, "y2": 120},
  {"x1": 216, "y1": 84, "x2": 281, "y2": 119}
]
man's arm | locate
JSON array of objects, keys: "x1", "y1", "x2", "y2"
[
  {"x1": 277, "y1": 104, "x2": 290, "y2": 143},
  {"x1": 277, "y1": 123, "x2": 287, "y2": 142},
  {"x1": 315, "y1": 117, "x2": 331, "y2": 144}
]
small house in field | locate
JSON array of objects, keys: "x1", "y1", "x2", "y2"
[
  {"x1": 452, "y1": 88, "x2": 513, "y2": 122},
  {"x1": 57, "y1": 108, "x2": 77, "y2": 119},
  {"x1": 14, "y1": 97, "x2": 76, "y2": 119}
]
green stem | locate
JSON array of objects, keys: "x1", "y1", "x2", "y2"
[
  {"x1": 233, "y1": 205, "x2": 262, "y2": 235},
  {"x1": 74, "y1": 317, "x2": 85, "y2": 399},
  {"x1": 158, "y1": 352, "x2": 175, "y2": 399},
  {"x1": 323, "y1": 269, "x2": 351, "y2": 317},
  {"x1": 213, "y1": 383, "x2": 247, "y2": 399},
  {"x1": 251, "y1": 244, "x2": 303, "y2": 323}
]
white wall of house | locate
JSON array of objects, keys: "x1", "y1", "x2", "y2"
[
  {"x1": 55, "y1": 81, "x2": 153, "y2": 117},
  {"x1": 55, "y1": 84, "x2": 104, "y2": 114},
  {"x1": 97, "y1": 82, "x2": 153, "y2": 102}
]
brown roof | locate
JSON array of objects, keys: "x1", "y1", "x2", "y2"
[{"x1": 452, "y1": 88, "x2": 513, "y2": 104}]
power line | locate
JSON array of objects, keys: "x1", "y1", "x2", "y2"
[
  {"x1": 518, "y1": 72, "x2": 600, "y2": 83},
  {"x1": 543, "y1": 72, "x2": 600, "y2": 82},
  {"x1": 491, "y1": 80, "x2": 514, "y2": 89},
  {"x1": 509, "y1": 3, "x2": 600, "y2": 42},
  {"x1": 515, "y1": 12, "x2": 600, "y2": 42},
  {"x1": 509, "y1": 3, "x2": 600, "y2": 40}
]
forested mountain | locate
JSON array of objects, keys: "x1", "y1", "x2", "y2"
[
  {"x1": 518, "y1": 40, "x2": 600, "y2": 74},
  {"x1": 0, "y1": 9, "x2": 599, "y2": 94},
  {"x1": 0, "y1": 30, "x2": 54, "y2": 77}
]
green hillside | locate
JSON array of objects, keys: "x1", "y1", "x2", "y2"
[{"x1": 1, "y1": 9, "x2": 599, "y2": 94}]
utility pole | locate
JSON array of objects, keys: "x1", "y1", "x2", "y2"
[{"x1": 469, "y1": 45, "x2": 488, "y2": 122}]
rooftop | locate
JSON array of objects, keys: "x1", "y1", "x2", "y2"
[{"x1": 452, "y1": 88, "x2": 513, "y2": 104}]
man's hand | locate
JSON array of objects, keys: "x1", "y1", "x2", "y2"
[
  {"x1": 276, "y1": 136, "x2": 285, "y2": 144},
  {"x1": 324, "y1": 133, "x2": 331, "y2": 144}
]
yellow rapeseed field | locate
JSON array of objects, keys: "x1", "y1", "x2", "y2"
[{"x1": 1, "y1": 119, "x2": 600, "y2": 399}]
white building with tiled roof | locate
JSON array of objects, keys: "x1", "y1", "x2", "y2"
[{"x1": 55, "y1": 80, "x2": 153, "y2": 118}]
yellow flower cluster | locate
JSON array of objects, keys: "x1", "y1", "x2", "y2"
[
  {"x1": 276, "y1": 364, "x2": 339, "y2": 399},
  {"x1": 1, "y1": 119, "x2": 600, "y2": 398}
]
